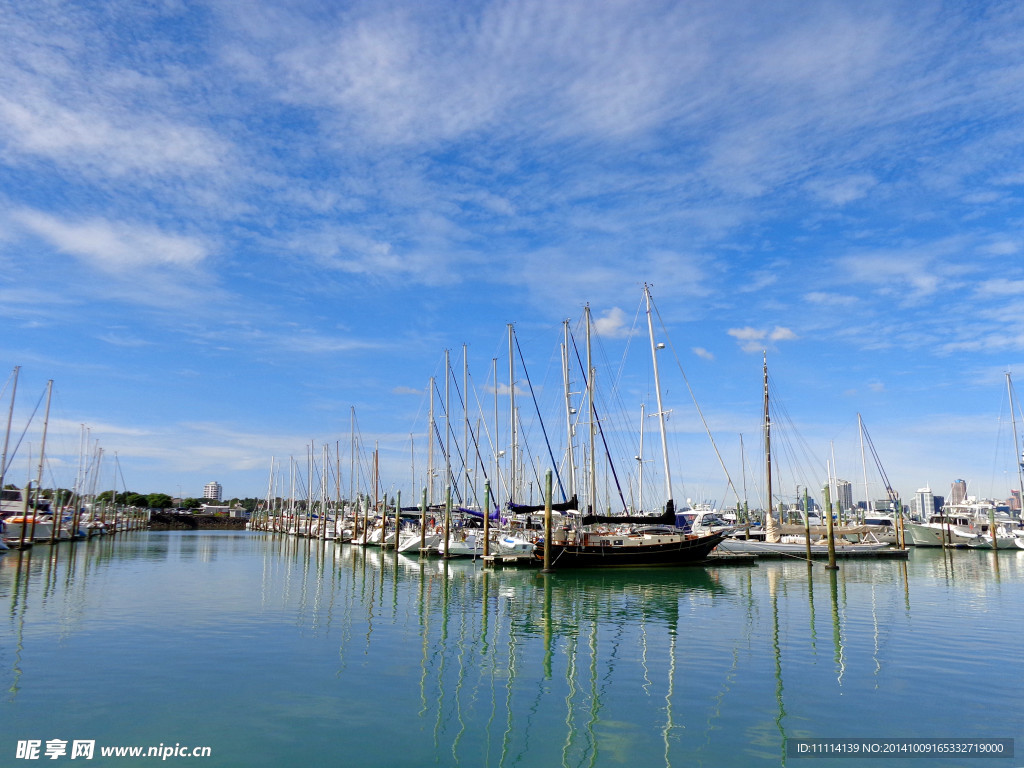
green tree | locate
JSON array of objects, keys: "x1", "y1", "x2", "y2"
[{"x1": 147, "y1": 493, "x2": 174, "y2": 509}]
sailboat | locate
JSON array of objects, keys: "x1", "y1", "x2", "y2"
[
  {"x1": 535, "y1": 287, "x2": 725, "y2": 568},
  {"x1": 717, "y1": 356, "x2": 892, "y2": 557}
]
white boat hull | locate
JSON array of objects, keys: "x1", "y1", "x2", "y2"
[
  {"x1": 904, "y1": 522, "x2": 980, "y2": 548},
  {"x1": 717, "y1": 537, "x2": 892, "y2": 555}
]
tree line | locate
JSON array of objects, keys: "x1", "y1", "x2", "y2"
[{"x1": 2, "y1": 485, "x2": 261, "y2": 512}]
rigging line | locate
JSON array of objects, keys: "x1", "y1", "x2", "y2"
[
  {"x1": 431, "y1": 371, "x2": 468, "y2": 505},
  {"x1": 1, "y1": 383, "x2": 47, "y2": 478},
  {"x1": 568, "y1": 327, "x2": 630, "y2": 513},
  {"x1": 469, "y1": 373, "x2": 499, "y2": 476},
  {"x1": 593, "y1": 299, "x2": 648, "y2": 473},
  {"x1": 449, "y1": 368, "x2": 494, "y2": 499},
  {"x1": 649, "y1": 298, "x2": 743, "y2": 506},
  {"x1": 0, "y1": 367, "x2": 16, "y2": 400},
  {"x1": 446, "y1": 359, "x2": 472, "y2": 487},
  {"x1": 116, "y1": 453, "x2": 130, "y2": 497},
  {"x1": 766, "y1": 377, "x2": 826, "y2": 491},
  {"x1": 429, "y1": 411, "x2": 464, "y2": 506},
  {"x1": 514, "y1": 333, "x2": 566, "y2": 501},
  {"x1": 859, "y1": 418, "x2": 898, "y2": 503}
]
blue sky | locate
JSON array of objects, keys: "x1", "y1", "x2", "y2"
[{"x1": 3, "y1": 0, "x2": 1024, "y2": 511}]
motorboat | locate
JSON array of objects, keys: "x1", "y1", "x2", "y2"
[{"x1": 904, "y1": 514, "x2": 983, "y2": 548}]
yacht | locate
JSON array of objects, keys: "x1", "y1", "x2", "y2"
[{"x1": 904, "y1": 514, "x2": 982, "y2": 548}]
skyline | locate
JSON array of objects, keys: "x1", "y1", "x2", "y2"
[{"x1": 4, "y1": 1, "x2": 1024, "y2": 510}]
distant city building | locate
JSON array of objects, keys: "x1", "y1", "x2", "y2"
[
  {"x1": 950, "y1": 479, "x2": 967, "y2": 505},
  {"x1": 914, "y1": 487, "x2": 934, "y2": 519},
  {"x1": 932, "y1": 495, "x2": 944, "y2": 513},
  {"x1": 1011, "y1": 490, "x2": 1021, "y2": 512},
  {"x1": 203, "y1": 481, "x2": 223, "y2": 502},
  {"x1": 835, "y1": 480, "x2": 853, "y2": 511}
]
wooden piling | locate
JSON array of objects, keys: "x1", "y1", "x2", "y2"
[
  {"x1": 541, "y1": 470, "x2": 552, "y2": 573},
  {"x1": 482, "y1": 481, "x2": 491, "y2": 558},
  {"x1": 823, "y1": 484, "x2": 838, "y2": 570}
]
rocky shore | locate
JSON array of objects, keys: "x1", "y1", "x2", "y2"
[{"x1": 148, "y1": 512, "x2": 249, "y2": 531}]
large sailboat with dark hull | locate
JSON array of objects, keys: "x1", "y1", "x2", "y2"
[
  {"x1": 534, "y1": 286, "x2": 725, "y2": 569},
  {"x1": 539, "y1": 500, "x2": 725, "y2": 568}
]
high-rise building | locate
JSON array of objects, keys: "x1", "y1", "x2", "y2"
[
  {"x1": 204, "y1": 481, "x2": 223, "y2": 502},
  {"x1": 914, "y1": 487, "x2": 934, "y2": 519},
  {"x1": 950, "y1": 479, "x2": 967, "y2": 505},
  {"x1": 835, "y1": 479, "x2": 853, "y2": 511}
]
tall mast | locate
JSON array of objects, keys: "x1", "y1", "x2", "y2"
[
  {"x1": 427, "y1": 378, "x2": 435, "y2": 506},
  {"x1": 39, "y1": 381, "x2": 56, "y2": 542},
  {"x1": 0, "y1": 365, "x2": 18, "y2": 492},
  {"x1": 764, "y1": 353, "x2": 771, "y2": 511},
  {"x1": 561, "y1": 321, "x2": 576, "y2": 500},
  {"x1": 634, "y1": 403, "x2": 643, "y2": 518},
  {"x1": 585, "y1": 305, "x2": 597, "y2": 513},
  {"x1": 644, "y1": 286, "x2": 672, "y2": 504},
  {"x1": 307, "y1": 442, "x2": 314, "y2": 536},
  {"x1": 508, "y1": 325, "x2": 516, "y2": 504},
  {"x1": 444, "y1": 349, "x2": 451, "y2": 501},
  {"x1": 321, "y1": 443, "x2": 329, "y2": 541},
  {"x1": 32, "y1": 379, "x2": 53, "y2": 507},
  {"x1": 492, "y1": 357, "x2": 500, "y2": 505},
  {"x1": 265, "y1": 456, "x2": 275, "y2": 531},
  {"x1": 763, "y1": 352, "x2": 779, "y2": 542},
  {"x1": 349, "y1": 407, "x2": 356, "y2": 508},
  {"x1": 463, "y1": 343, "x2": 469, "y2": 504},
  {"x1": 1008, "y1": 372, "x2": 1024, "y2": 517},
  {"x1": 859, "y1": 413, "x2": 870, "y2": 516}
]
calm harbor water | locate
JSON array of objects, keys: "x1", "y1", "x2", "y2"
[{"x1": 2, "y1": 531, "x2": 1022, "y2": 767}]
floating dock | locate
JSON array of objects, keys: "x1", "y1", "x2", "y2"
[
  {"x1": 703, "y1": 552, "x2": 758, "y2": 566},
  {"x1": 731, "y1": 547, "x2": 910, "y2": 561},
  {"x1": 481, "y1": 553, "x2": 535, "y2": 566}
]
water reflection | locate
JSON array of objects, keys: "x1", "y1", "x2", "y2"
[{"x1": 2, "y1": 534, "x2": 1022, "y2": 767}]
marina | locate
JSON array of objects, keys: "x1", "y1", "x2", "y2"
[
  {"x1": 6, "y1": 3, "x2": 1024, "y2": 765},
  {"x1": 2, "y1": 529, "x2": 1021, "y2": 766}
]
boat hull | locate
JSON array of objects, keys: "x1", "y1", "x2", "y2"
[
  {"x1": 904, "y1": 522, "x2": 979, "y2": 548},
  {"x1": 536, "y1": 531, "x2": 724, "y2": 568},
  {"x1": 717, "y1": 538, "x2": 891, "y2": 555}
]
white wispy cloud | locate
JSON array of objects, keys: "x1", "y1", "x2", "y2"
[
  {"x1": 4, "y1": 0, "x2": 1024, "y2": 500},
  {"x1": 231, "y1": 0, "x2": 712, "y2": 148},
  {"x1": 727, "y1": 326, "x2": 798, "y2": 353},
  {"x1": 0, "y1": 5, "x2": 233, "y2": 184},
  {"x1": 837, "y1": 241, "x2": 975, "y2": 302},
  {"x1": 975, "y1": 278, "x2": 1024, "y2": 297},
  {"x1": 0, "y1": 91, "x2": 226, "y2": 179},
  {"x1": 13, "y1": 209, "x2": 208, "y2": 272},
  {"x1": 393, "y1": 385, "x2": 426, "y2": 396},
  {"x1": 805, "y1": 174, "x2": 879, "y2": 205},
  {"x1": 97, "y1": 332, "x2": 155, "y2": 348},
  {"x1": 592, "y1": 307, "x2": 633, "y2": 339},
  {"x1": 805, "y1": 291, "x2": 858, "y2": 306}
]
